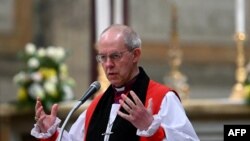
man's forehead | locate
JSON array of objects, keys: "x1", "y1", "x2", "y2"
[
  {"x1": 101, "y1": 30, "x2": 123, "y2": 42},
  {"x1": 97, "y1": 46, "x2": 126, "y2": 53}
]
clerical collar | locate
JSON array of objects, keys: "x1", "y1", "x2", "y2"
[
  {"x1": 112, "y1": 74, "x2": 138, "y2": 93},
  {"x1": 114, "y1": 87, "x2": 125, "y2": 92},
  {"x1": 112, "y1": 74, "x2": 138, "y2": 103}
]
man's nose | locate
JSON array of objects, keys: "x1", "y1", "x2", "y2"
[{"x1": 104, "y1": 57, "x2": 114, "y2": 67}]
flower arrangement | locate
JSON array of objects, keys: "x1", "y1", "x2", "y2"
[
  {"x1": 13, "y1": 43, "x2": 75, "y2": 110},
  {"x1": 244, "y1": 61, "x2": 250, "y2": 104}
]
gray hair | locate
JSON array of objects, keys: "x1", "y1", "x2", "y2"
[
  {"x1": 123, "y1": 27, "x2": 141, "y2": 50},
  {"x1": 101, "y1": 24, "x2": 142, "y2": 50}
]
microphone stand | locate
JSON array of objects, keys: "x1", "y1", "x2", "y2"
[
  {"x1": 56, "y1": 81, "x2": 100, "y2": 141},
  {"x1": 56, "y1": 101, "x2": 83, "y2": 141}
]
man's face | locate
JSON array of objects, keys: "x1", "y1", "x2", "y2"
[{"x1": 96, "y1": 33, "x2": 137, "y2": 87}]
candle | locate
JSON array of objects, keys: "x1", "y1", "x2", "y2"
[{"x1": 235, "y1": 0, "x2": 245, "y2": 33}]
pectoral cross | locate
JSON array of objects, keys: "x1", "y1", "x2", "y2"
[
  {"x1": 102, "y1": 104, "x2": 119, "y2": 141},
  {"x1": 102, "y1": 126, "x2": 114, "y2": 141},
  {"x1": 101, "y1": 131, "x2": 114, "y2": 136}
]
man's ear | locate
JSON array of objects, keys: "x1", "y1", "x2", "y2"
[{"x1": 132, "y1": 48, "x2": 141, "y2": 62}]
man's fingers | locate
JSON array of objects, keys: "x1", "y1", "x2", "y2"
[
  {"x1": 119, "y1": 99, "x2": 133, "y2": 114},
  {"x1": 37, "y1": 115, "x2": 46, "y2": 123},
  {"x1": 51, "y1": 104, "x2": 58, "y2": 117},
  {"x1": 36, "y1": 106, "x2": 44, "y2": 118},
  {"x1": 129, "y1": 91, "x2": 144, "y2": 107},
  {"x1": 36, "y1": 115, "x2": 45, "y2": 128},
  {"x1": 35, "y1": 97, "x2": 42, "y2": 111},
  {"x1": 117, "y1": 111, "x2": 131, "y2": 120},
  {"x1": 36, "y1": 115, "x2": 46, "y2": 132},
  {"x1": 121, "y1": 94, "x2": 136, "y2": 109}
]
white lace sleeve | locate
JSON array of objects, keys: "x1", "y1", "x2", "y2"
[
  {"x1": 30, "y1": 117, "x2": 61, "y2": 139},
  {"x1": 136, "y1": 114, "x2": 161, "y2": 136}
]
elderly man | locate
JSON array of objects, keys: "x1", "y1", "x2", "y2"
[{"x1": 31, "y1": 24, "x2": 199, "y2": 141}]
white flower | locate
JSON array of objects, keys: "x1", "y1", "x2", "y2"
[
  {"x1": 30, "y1": 72, "x2": 42, "y2": 82},
  {"x1": 13, "y1": 71, "x2": 28, "y2": 84},
  {"x1": 28, "y1": 83, "x2": 45, "y2": 99},
  {"x1": 46, "y1": 46, "x2": 56, "y2": 58},
  {"x1": 46, "y1": 46, "x2": 65, "y2": 62},
  {"x1": 37, "y1": 48, "x2": 46, "y2": 57},
  {"x1": 48, "y1": 76, "x2": 58, "y2": 84},
  {"x1": 27, "y1": 57, "x2": 40, "y2": 69},
  {"x1": 62, "y1": 85, "x2": 74, "y2": 100},
  {"x1": 44, "y1": 80, "x2": 57, "y2": 95},
  {"x1": 54, "y1": 47, "x2": 65, "y2": 61},
  {"x1": 25, "y1": 43, "x2": 36, "y2": 55},
  {"x1": 60, "y1": 63, "x2": 67, "y2": 72}
]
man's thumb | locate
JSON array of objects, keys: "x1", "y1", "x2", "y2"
[{"x1": 51, "y1": 104, "x2": 58, "y2": 117}]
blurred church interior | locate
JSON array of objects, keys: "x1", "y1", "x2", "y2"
[{"x1": 0, "y1": 0, "x2": 250, "y2": 141}]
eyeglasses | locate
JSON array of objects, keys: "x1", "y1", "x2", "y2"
[{"x1": 96, "y1": 50, "x2": 132, "y2": 63}]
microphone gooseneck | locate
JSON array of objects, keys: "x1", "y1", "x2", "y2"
[
  {"x1": 79, "y1": 81, "x2": 101, "y2": 103},
  {"x1": 57, "y1": 81, "x2": 101, "y2": 141}
]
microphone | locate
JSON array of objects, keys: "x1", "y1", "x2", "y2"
[
  {"x1": 57, "y1": 81, "x2": 101, "y2": 141},
  {"x1": 79, "y1": 81, "x2": 101, "y2": 103}
]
